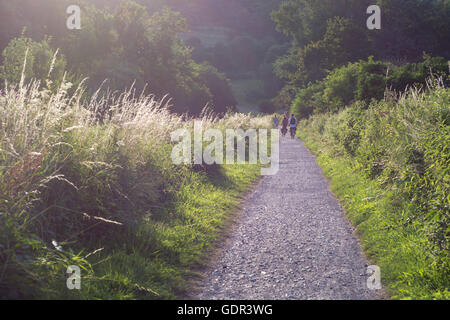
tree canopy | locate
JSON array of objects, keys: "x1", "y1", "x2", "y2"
[
  {"x1": 0, "y1": 0, "x2": 242, "y2": 114},
  {"x1": 271, "y1": 0, "x2": 450, "y2": 108}
]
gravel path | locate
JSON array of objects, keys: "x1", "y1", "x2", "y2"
[{"x1": 195, "y1": 137, "x2": 382, "y2": 300}]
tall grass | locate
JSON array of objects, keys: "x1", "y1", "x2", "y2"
[
  {"x1": 0, "y1": 72, "x2": 272, "y2": 298},
  {"x1": 298, "y1": 79, "x2": 449, "y2": 299}
]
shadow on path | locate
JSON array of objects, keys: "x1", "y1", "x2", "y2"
[{"x1": 195, "y1": 137, "x2": 384, "y2": 300}]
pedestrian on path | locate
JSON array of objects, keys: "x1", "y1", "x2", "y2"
[
  {"x1": 273, "y1": 115, "x2": 280, "y2": 128},
  {"x1": 288, "y1": 114, "x2": 297, "y2": 138}
]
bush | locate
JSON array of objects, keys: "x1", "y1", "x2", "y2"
[
  {"x1": 298, "y1": 82, "x2": 450, "y2": 298},
  {"x1": 291, "y1": 82, "x2": 323, "y2": 119},
  {"x1": 290, "y1": 56, "x2": 450, "y2": 118},
  {"x1": 355, "y1": 57, "x2": 388, "y2": 102},
  {"x1": 0, "y1": 34, "x2": 67, "y2": 90},
  {"x1": 0, "y1": 75, "x2": 273, "y2": 299},
  {"x1": 389, "y1": 55, "x2": 450, "y2": 92}
]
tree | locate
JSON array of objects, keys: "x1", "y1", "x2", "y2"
[
  {"x1": 114, "y1": 1, "x2": 152, "y2": 60},
  {"x1": 356, "y1": 57, "x2": 388, "y2": 102},
  {"x1": 198, "y1": 63, "x2": 237, "y2": 113},
  {"x1": 60, "y1": 4, "x2": 116, "y2": 80},
  {"x1": 298, "y1": 17, "x2": 369, "y2": 85},
  {"x1": 271, "y1": 0, "x2": 450, "y2": 95},
  {"x1": 0, "y1": 0, "x2": 241, "y2": 115}
]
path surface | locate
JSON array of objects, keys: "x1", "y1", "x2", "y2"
[{"x1": 195, "y1": 137, "x2": 382, "y2": 300}]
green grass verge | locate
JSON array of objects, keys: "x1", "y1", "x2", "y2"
[
  {"x1": 299, "y1": 129, "x2": 449, "y2": 300},
  {"x1": 78, "y1": 163, "x2": 262, "y2": 299},
  {"x1": 0, "y1": 79, "x2": 273, "y2": 299}
]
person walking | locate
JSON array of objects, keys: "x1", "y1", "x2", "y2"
[
  {"x1": 288, "y1": 114, "x2": 297, "y2": 138},
  {"x1": 281, "y1": 114, "x2": 289, "y2": 137},
  {"x1": 273, "y1": 115, "x2": 279, "y2": 128}
]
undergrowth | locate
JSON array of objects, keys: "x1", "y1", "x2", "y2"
[
  {"x1": 298, "y1": 80, "x2": 449, "y2": 299},
  {"x1": 0, "y1": 67, "x2": 272, "y2": 299}
]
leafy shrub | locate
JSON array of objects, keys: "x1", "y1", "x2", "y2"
[
  {"x1": 0, "y1": 73, "x2": 272, "y2": 298},
  {"x1": 355, "y1": 57, "x2": 388, "y2": 102},
  {"x1": 0, "y1": 34, "x2": 67, "y2": 90},
  {"x1": 389, "y1": 55, "x2": 450, "y2": 92},
  {"x1": 299, "y1": 81, "x2": 450, "y2": 298},
  {"x1": 291, "y1": 82, "x2": 324, "y2": 118},
  {"x1": 290, "y1": 56, "x2": 449, "y2": 118}
]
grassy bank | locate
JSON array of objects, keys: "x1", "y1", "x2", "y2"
[
  {"x1": 298, "y1": 82, "x2": 449, "y2": 299},
  {"x1": 0, "y1": 78, "x2": 272, "y2": 299}
]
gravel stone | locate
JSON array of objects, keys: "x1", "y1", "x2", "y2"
[{"x1": 195, "y1": 137, "x2": 383, "y2": 300}]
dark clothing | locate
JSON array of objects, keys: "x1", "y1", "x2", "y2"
[
  {"x1": 290, "y1": 126, "x2": 297, "y2": 136},
  {"x1": 289, "y1": 116, "x2": 297, "y2": 128}
]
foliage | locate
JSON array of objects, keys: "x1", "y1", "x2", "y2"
[
  {"x1": 355, "y1": 57, "x2": 388, "y2": 102},
  {"x1": 0, "y1": 1, "x2": 239, "y2": 115},
  {"x1": 298, "y1": 82, "x2": 450, "y2": 299},
  {"x1": 272, "y1": 0, "x2": 450, "y2": 97},
  {"x1": 291, "y1": 56, "x2": 450, "y2": 118},
  {"x1": 0, "y1": 76, "x2": 273, "y2": 299},
  {"x1": 0, "y1": 34, "x2": 67, "y2": 90}
]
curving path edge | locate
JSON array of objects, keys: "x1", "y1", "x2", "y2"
[{"x1": 195, "y1": 137, "x2": 383, "y2": 300}]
